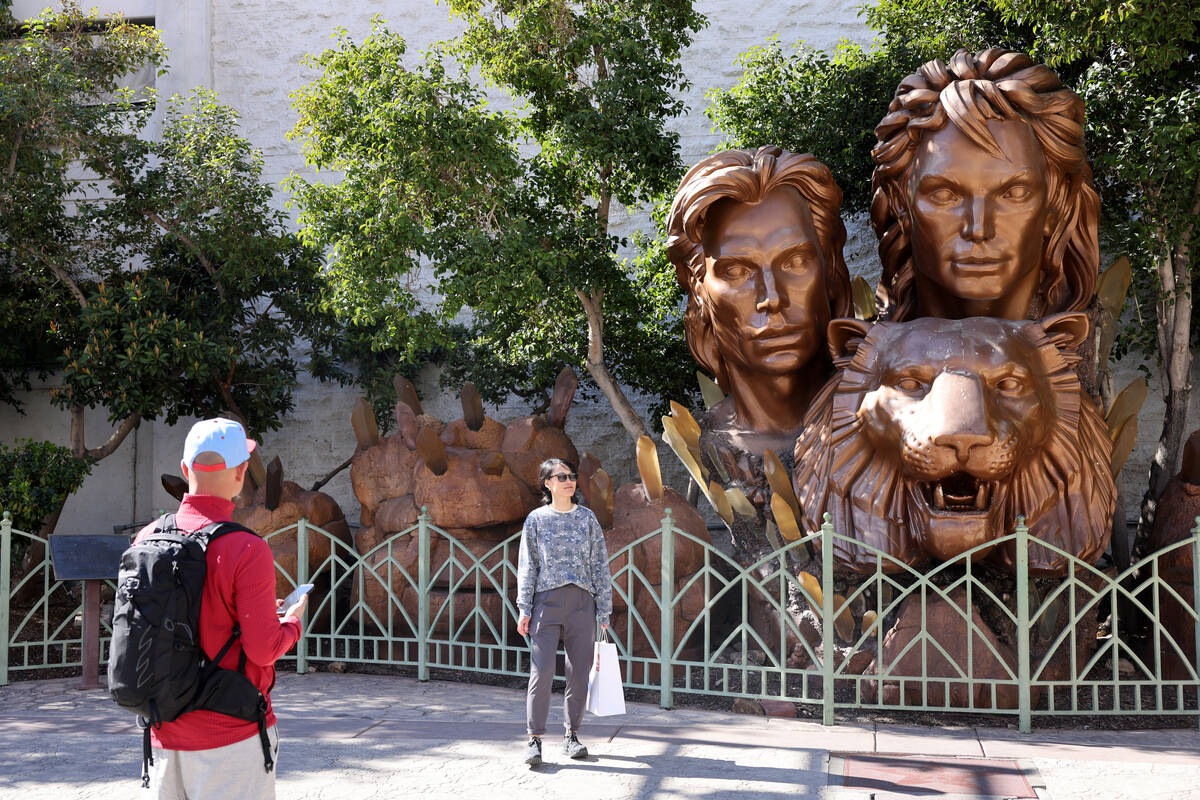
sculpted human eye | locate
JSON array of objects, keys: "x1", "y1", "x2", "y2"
[
  {"x1": 1002, "y1": 183, "x2": 1033, "y2": 201},
  {"x1": 925, "y1": 186, "x2": 959, "y2": 205},
  {"x1": 996, "y1": 376, "x2": 1025, "y2": 394},
  {"x1": 783, "y1": 251, "x2": 815, "y2": 272},
  {"x1": 717, "y1": 262, "x2": 752, "y2": 281},
  {"x1": 893, "y1": 376, "x2": 926, "y2": 394}
]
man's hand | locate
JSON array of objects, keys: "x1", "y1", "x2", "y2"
[
  {"x1": 278, "y1": 594, "x2": 308, "y2": 619},
  {"x1": 518, "y1": 615, "x2": 531, "y2": 636}
]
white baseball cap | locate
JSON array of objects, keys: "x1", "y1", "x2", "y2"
[{"x1": 182, "y1": 417, "x2": 257, "y2": 473}]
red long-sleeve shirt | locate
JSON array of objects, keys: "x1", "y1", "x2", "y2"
[{"x1": 133, "y1": 493, "x2": 302, "y2": 750}]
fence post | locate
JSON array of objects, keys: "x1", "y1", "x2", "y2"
[
  {"x1": 659, "y1": 509, "x2": 675, "y2": 709},
  {"x1": 1015, "y1": 515, "x2": 1032, "y2": 734},
  {"x1": 418, "y1": 508, "x2": 431, "y2": 682},
  {"x1": 1192, "y1": 516, "x2": 1200, "y2": 732},
  {"x1": 821, "y1": 512, "x2": 835, "y2": 726},
  {"x1": 296, "y1": 518, "x2": 309, "y2": 676},
  {"x1": 1, "y1": 512, "x2": 10, "y2": 687}
]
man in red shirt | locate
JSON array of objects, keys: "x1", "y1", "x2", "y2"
[{"x1": 136, "y1": 418, "x2": 306, "y2": 799}]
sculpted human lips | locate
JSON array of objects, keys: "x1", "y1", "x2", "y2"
[
  {"x1": 951, "y1": 255, "x2": 1006, "y2": 271},
  {"x1": 750, "y1": 324, "x2": 809, "y2": 344}
]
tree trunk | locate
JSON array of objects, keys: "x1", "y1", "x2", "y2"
[
  {"x1": 1135, "y1": 234, "x2": 1195, "y2": 558},
  {"x1": 575, "y1": 288, "x2": 649, "y2": 442}
]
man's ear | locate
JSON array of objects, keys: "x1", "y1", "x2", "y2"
[{"x1": 181, "y1": 461, "x2": 191, "y2": 481}]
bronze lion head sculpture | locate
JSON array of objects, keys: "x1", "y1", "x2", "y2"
[{"x1": 793, "y1": 312, "x2": 1114, "y2": 575}]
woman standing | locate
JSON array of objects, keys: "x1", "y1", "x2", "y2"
[{"x1": 516, "y1": 458, "x2": 612, "y2": 766}]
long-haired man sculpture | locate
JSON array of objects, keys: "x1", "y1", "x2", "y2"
[{"x1": 870, "y1": 48, "x2": 1100, "y2": 324}]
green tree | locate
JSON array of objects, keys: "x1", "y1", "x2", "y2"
[
  {"x1": 0, "y1": 3, "x2": 329, "y2": 529},
  {"x1": 708, "y1": 0, "x2": 1200, "y2": 546},
  {"x1": 288, "y1": 3, "x2": 706, "y2": 439}
]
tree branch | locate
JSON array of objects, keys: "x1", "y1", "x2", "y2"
[
  {"x1": 7, "y1": 127, "x2": 23, "y2": 177},
  {"x1": 14, "y1": 240, "x2": 88, "y2": 308},
  {"x1": 574, "y1": 287, "x2": 648, "y2": 442},
  {"x1": 217, "y1": 377, "x2": 248, "y2": 425},
  {"x1": 85, "y1": 413, "x2": 142, "y2": 461},
  {"x1": 310, "y1": 453, "x2": 354, "y2": 492},
  {"x1": 142, "y1": 208, "x2": 226, "y2": 300}
]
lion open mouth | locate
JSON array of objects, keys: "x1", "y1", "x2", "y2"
[{"x1": 921, "y1": 472, "x2": 992, "y2": 513}]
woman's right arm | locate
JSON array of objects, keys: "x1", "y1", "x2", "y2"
[{"x1": 516, "y1": 516, "x2": 539, "y2": 625}]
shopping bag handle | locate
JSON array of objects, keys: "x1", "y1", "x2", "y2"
[{"x1": 597, "y1": 626, "x2": 611, "y2": 643}]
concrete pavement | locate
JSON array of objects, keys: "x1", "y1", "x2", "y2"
[{"x1": 0, "y1": 671, "x2": 1197, "y2": 799}]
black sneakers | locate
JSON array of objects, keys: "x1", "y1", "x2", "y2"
[
  {"x1": 524, "y1": 736, "x2": 542, "y2": 766},
  {"x1": 563, "y1": 732, "x2": 588, "y2": 759}
]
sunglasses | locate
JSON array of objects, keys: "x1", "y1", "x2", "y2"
[{"x1": 549, "y1": 473, "x2": 578, "y2": 483}]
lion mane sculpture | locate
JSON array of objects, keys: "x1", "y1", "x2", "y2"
[{"x1": 793, "y1": 312, "x2": 1115, "y2": 575}]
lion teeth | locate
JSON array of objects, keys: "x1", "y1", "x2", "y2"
[
  {"x1": 975, "y1": 484, "x2": 988, "y2": 510},
  {"x1": 934, "y1": 483, "x2": 946, "y2": 509}
]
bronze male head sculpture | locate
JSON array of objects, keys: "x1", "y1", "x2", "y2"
[
  {"x1": 871, "y1": 48, "x2": 1100, "y2": 321},
  {"x1": 667, "y1": 146, "x2": 852, "y2": 453}
]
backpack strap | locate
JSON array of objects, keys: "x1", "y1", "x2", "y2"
[
  {"x1": 257, "y1": 710, "x2": 274, "y2": 773},
  {"x1": 209, "y1": 623, "x2": 243, "y2": 667},
  {"x1": 191, "y1": 520, "x2": 258, "y2": 548},
  {"x1": 141, "y1": 725, "x2": 152, "y2": 788}
]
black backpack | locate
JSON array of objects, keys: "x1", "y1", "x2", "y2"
[{"x1": 108, "y1": 513, "x2": 275, "y2": 787}]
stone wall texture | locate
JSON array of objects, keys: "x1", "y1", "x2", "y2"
[{"x1": 7, "y1": 0, "x2": 1198, "y2": 540}]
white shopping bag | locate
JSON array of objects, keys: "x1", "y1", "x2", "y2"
[{"x1": 585, "y1": 631, "x2": 626, "y2": 716}]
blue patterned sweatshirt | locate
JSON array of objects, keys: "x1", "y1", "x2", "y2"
[{"x1": 516, "y1": 504, "x2": 613, "y2": 625}]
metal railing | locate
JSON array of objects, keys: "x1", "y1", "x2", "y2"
[{"x1": 3, "y1": 509, "x2": 1198, "y2": 731}]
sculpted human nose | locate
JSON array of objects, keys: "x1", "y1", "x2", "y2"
[
  {"x1": 928, "y1": 372, "x2": 994, "y2": 462},
  {"x1": 962, "y1": 195, "x2": 993, "y2": 242},
  {"x1": 755, "y1": 266, "x2": 787, "y2": 313}
]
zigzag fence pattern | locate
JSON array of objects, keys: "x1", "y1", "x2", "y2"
[{"x1": 3, "y1": 509, "x2": 1198, "y2": 732}]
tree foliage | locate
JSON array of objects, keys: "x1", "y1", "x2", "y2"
[
  {"x1": 0, "y1": 4, "x2": 328, "y2": 478},
  {"x1": 0, "y1": 440, "x2": 91, "y2": 533},
  {"x1": 288, "y1": 3, "x2": 706, "y2": 435}
]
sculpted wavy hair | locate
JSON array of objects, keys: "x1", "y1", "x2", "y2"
[
  {"x1": 666, "y1": 146, "x2": 852, "y2": 388},
  {"x1": 870, "y1": 48, "x2": 1100, "y2": 321}
]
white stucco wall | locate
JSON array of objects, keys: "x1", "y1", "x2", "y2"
[{"x1": 6, "y1": 1, "x2": 1196, "y2": 537}]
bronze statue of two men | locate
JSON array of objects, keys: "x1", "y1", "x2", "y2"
[{"x1": 666, "y1": 48, "x2": 1114, "y2": 573}]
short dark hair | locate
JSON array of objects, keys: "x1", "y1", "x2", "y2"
[{"x1": 537, "y1": 457, "x2": 583, "y2": 506}]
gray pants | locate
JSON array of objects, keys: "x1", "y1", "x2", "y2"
[{"x1": 526, "y1": 583, "x2": 596, "y2": 736}]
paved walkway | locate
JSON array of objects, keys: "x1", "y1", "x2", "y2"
[{"x1": 0, "y1": 671, "x2": 1197, "y2": 799}]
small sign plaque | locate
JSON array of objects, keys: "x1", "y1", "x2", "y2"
[{"x1": 48, "y1": 534, "x2": 128, "y2": 581}]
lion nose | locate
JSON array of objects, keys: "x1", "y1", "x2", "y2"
[{"x1": 928, "y1": 372, "x2": 994, "y2": 462}]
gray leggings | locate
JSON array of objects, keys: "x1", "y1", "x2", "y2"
[{"x1": 526, "y1": 583, "x2": 596, "y2": 736}]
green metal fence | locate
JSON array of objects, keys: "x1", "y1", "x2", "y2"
[{"x1": 3, "y1": 508, "x2": 1198, "y2": 732}]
